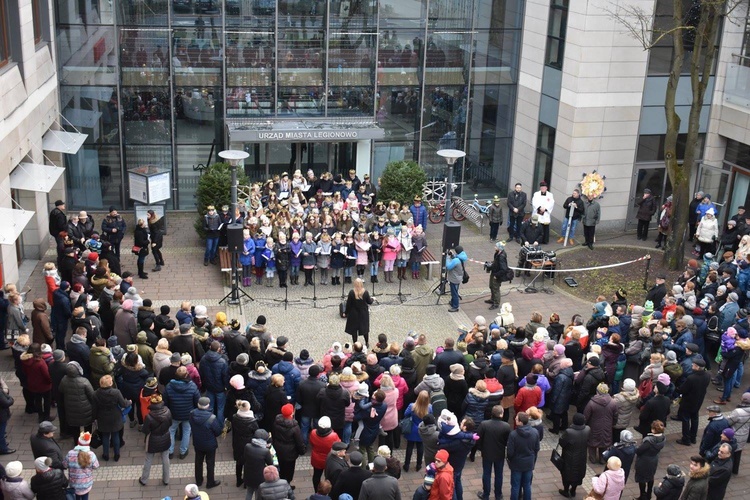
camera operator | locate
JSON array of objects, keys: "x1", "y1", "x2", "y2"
[
  {"x1": 516, "y1": 214, "x2": 544, "y2": 277},
  {"x1": 446, "y1": 245, "x2": 468, "y2": 313},
  {"x1": 487, "y1": 241, "x2": 510, "y2": 311}
]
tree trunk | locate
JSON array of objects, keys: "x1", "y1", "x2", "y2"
[{"x1": 663, "y1": 0, "x2": 721, "y2": 270}]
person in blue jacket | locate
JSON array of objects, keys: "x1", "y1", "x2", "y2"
[
  {"x1": 446, "y1": 246, "x2": 468, "y2": 313},
  {"x1": 189, "y1": 396, "x2": 223, "y2": 488},
  {"x1": 239, "y1": 229, "x2": 255, "y2": 287},
  {"x1": 253, "y1": 233, "x2": 267, "y2": 285},
  {"x1": 51, "y1": 282, "x2": 72, "y2": 349},
  {"x1": 410, "y1": 195, "x2": 428, "y2": 230}
]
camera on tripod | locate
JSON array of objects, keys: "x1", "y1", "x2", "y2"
[{"x1": 483, "y1": 261, "x2": 492, "y2": 273}]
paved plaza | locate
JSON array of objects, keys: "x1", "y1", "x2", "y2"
[{"x1": 6, "y1": 214, "x2": 749, "y2": 499}]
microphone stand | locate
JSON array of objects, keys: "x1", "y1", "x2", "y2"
[
  {"x1": 274, "y1": 283, "x2": 300, "y2": 310},
  {"x1": 302, "y1": 268, "x2": 320, "y2": 308},
  {"x1": 387, "y1": 267, "x2": 411, "y2": 304}
]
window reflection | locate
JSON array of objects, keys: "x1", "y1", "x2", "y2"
[
  {"x1": 173, "y1": 27, "x2": 222, "y2": 87},
  {"x1": 119, "y1": 30, "x2": 170, "y2": 86},
  {"x1": 121, "y1": 88, "x2": 171, "y2": 144}
]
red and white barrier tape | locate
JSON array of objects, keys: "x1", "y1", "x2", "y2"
[{"x1": 462, "y1": 254, "x2": 652, "y2": 273}]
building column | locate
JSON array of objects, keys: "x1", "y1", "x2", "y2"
[{"x1": 356, "y1": 139, "x2": 371, "y2": 179}]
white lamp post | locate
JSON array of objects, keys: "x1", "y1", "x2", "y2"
[
  {"x1": 218, "y1": 149, "x2": 250, "y2": 217},
  {"x1": 436, "y1": 149, "x2": 466, "y2": 223}
]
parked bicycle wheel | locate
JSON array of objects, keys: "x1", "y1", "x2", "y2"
[
  {"x1": 428, "y1": 206, "x2": 444, "y2": 224},
  {"x1": 452, "y1": 207, "x2": 466, "y2": 221}
]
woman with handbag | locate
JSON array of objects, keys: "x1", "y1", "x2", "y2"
[
  {"x1": 590, "y1": 456, "x2": 626, "y2": 500},
  {"x1": 133, "y1": 218, "x2": 150, "y2": 280},
  {"x1": 402, "y1": 390, "x2": 431, "y2": 472},
  {"x1": 556, "y1": 413, "x2": 590, "y2": 498}
]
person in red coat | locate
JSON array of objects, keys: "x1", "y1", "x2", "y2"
[
  {"x1": 21, "y1": 343, "x2": 53, "y2": 422},
  {"x1": 431, "y1": 449, "x2": 455, "y2": 500},
  {"x1": 309, "y1": 416, "x2": 340, "y2": 491},
  {"x1": 514, "y1": 374, "x2": 542, "y2": 421}
]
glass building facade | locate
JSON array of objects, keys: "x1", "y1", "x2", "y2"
[{"x1": 55, "y1": 0, "x2": 523, "y2": 210}]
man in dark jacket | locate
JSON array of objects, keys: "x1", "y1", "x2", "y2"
[
  {"x1": 49, "y1": 200, "x2": 67, "y2": 240},
  {"x1": 66, "y1": 329, "x2": 91, "y2": 379},
  {"x1": 30, "y1": 456, "x2": 68, "y2": 499},
  {"x1": 477, "y1": 405, "x2": 511, "y2": 500},
  {"x1": 30, "y1": 422, "x2": 65, "y2": 471},
  {"x1": 244, "y1": 429, "x2": 274, "y2": 498},
  {"x1": 317, "y1": 374, "x2": 350, "y2": 439},
  {"x1": 330, "y1": 450, "x2": 371, "y2": 499},
  {"x1": 272, "y1": 351, "x2": 302, "y2": 403},
  {"x1": 441, "y1": 417, "x2": 476, "y2": 500},
  {"x1": 189, "y1": 397, "x2": 223, "y2": 488},
  {"x1": 645, "y1": 275, "x2": 668, "y2": 309},
  {"x1": 676, "y1": 357, "x2": 711, "y2": 445},
  {"x1": 164, "y1": 367, "x2": 201, "y2": 459},
  {"x1": 359, "y1": 455, "x2": 401, "y2": 500},
  {"x1": 489, "y1": 241, "x2": 510, "y2": 310},
  {"x1": 101, "y1": 206, "x2": 126, "y2": 257},
  {"x1": 635, "y1": 188, "x2": 657, "y2": 241},
  {"x1": 203, "y1": 205, "x2": 221, "y2": 265},
  {"x1": 198, "y1": 341, "x2": 229, "y2": 424},
  {"x1": 223, "y1": 320, "x2": 249, "y2": 362},
  {"x1": 324, "y1": 441, "x2": 349, "y2": 488},
  {"x1": 573, "y1": 357, "x2": 605, "y2": 412},
  {"x1": 507, "y1": 183, "x2": 527, "y2": 243},
  {"x1": 707, "y1": 443, "x2": 733, "y2": 499},
  {"x1": 170, "y1": 324, "x2": 205, "y2": 363},
  {"x1": 296, "y1": 364, "x2": 325, "y2": 445},
  {"x1": 507, "y1": 412, "x2": 540, "y2": 500},
  {"x1": 434, "y1": 338, "x2": 466, "y2": 380},
  {"x1": 50, "y1": 284, "x2": 72, "y2": 350},
  {"x1": 636, "y1": 382, "x2": 671, "y2": 437},
  {"x1": 49, "y1": 351, "x2": 69, "y2": 435},
  {"x1": 700, "y1": 406, "x2": 729, "y2": 458}
]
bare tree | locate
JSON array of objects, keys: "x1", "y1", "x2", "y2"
[{"x1": 610, "y1": 0, "x2": 741, "y2": 269}]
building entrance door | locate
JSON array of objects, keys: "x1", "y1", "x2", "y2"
[{"x1": 627, "y1": 164, "x2": 672, "y2": 228}]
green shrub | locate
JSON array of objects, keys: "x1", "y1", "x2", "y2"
[
  {"x1": 377, "y1": 160, "x2": 428, "y2": 207},
  {"x1": 193, "y1": 162, "x2": 248, "y2": 238}
]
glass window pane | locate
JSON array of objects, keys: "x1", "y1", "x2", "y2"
[
  {"x1": 175, "y1": 87, "x2": 222, "y2": 144},
  {"x1": 278, "y1": 30, "x2": 325, "y2": 86},
  {"x1": 472, "y1": 30, "x2": 520, "y2": 85},
  {"x1": 420, "y1": 85, "x2": 468, "y2": 167},
  {"x1": 378, "y1": 31, "x2": 422, "y2": 87},
  {"x1": 468, "y1": 85, "x2": 516, "y2": 140},
  {"x1": 424, "y1": 33, "x2": 470, "y2": 87},
  {"x1": 545, "y1": 37, "x2": 563, "y2": 69},
  {"x1": 173, "y1": 27, "x2": 223, "y2": 87},
  {"x1": 57, "y1": 25, "x2": 117, "y2": 85},
  {"x1": 226, "y1": 31, "x2": 274, "y2": 116},
  {"x1": 648, "y1": 46, "x2": 673, "y2": 75},
  {"x1": 116, "y1": 0, "x2": 168, "y2": 25},
  {"x1": 278, "y1": 87, "x2": 324, "y2": 116},
  {"x1": 328, "y1": 32, "x2": 376, "y2": 87},
  {"x1": 176, "y1": 144, "x2": 214, "y2": 209},
  {"x1": 428, "y1": 0, "x2": 473, "y2": 30},
  {"x1": 225, "y1": 0, "x2": 275, "y2": 28},
  {"x1": 61, "y1": 86, "x2": 119, "y2": 145},
  {"x1": 278, "y1": 0, "x2": 325, "y2": 27},
  {"x1": 329, "y1": 0, "x2": 378, "y2": 28},
  {"x1": 376, "y1": 86, "x2": 421, "y2": 141},
  {"x1": 379, "y1": 0, "x2": 426, "y2": 28},
  {"x1": 120, "y1": 29, "x2": 170, "y2": 86},
  {"x1": 328, "y1": 87, "x2": 374, "y2": 115},
  {"x1": 65, "y1": 145, "x2": 122, "y2": 210},
  {"x1": 465, "y1": 137, "x2": 512, "y2": 195},
  {"x1": 121, "y1": 87, "x2": 172, "y2": 144},
  {"x1": 56, "y1": 0, "x2": 113, "y2": 24}
]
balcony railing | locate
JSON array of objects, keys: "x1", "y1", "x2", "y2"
[{"x1": 724, "y1": 54, "x2": 750, "y2": 108}]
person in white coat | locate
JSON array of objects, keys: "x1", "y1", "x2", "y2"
[
  {"x1": 531, "y1": 181, "x2": 555, "y2": 244},
  {"x1": 695, "y1": 208, "x2": 719, "y2": 257}
]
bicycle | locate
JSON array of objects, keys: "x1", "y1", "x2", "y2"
[
  {"x1": 428, "y1": 197, "x2": 465, "y2": 223},
  {"x1": 469, "y1": 193, "x2": 492, "y2": 216}
]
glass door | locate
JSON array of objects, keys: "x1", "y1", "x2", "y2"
[
  {"x1": 627, "y1": 164, "x2": 672, "y2": 228},
  {"x1": 696, "y1": 162, "x2": 730, "y2": 224}
]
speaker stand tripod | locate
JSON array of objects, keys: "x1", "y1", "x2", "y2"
[
  {"x1": 387, "y1": 270, "x2": 411, "y2": 304},
  {"x1": 302, "y1": 268, "x2": 320, "y2": 308},
  {"x1": 219, "y1": 252, "x2": 254, "y2": 306}
]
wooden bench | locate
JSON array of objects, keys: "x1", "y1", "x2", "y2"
[
  {"x1": 421, "y1": 248, "x2": 441, "y2": 280},
  {"x1": 218, "y1": 247, "x2": 233, "y2": 286}
]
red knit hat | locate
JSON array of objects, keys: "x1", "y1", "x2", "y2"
[
  {"x1": 435, "y1": 449, "x2": 449, "y2": 462},
  {"x1": 281, "y1": 403, "x2": 294, "y2": 419}
]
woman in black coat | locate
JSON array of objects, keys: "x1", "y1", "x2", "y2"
[
  {"x1": 262, "y1": 374, "x2": 288, "y2": 431},
  {"x1": 92, "y1": 374, "x2": 131, "y2": 461},
  {"x1": 232, "y1": 400, "x2": 260, "y2": 487},
  {"x1": 146, "y1": 210, "x2": 165, "y2": 272},
  {"x1": 548, "y1": 360, "x2": 574, "y2": 433},
  {"x1": 557, "y1": 413, "x2": 590, "y2": 498},
  {"x1": 133, "y1": 218, "x2": 150, "y2": 280},
  {"x1": 344, "y1": 278, "x2": 374, "y2": 346},
  {"x1": 118, "y1": 351, "x2": 149, "y2": 427},
  {"x1": 138, "y1": 394, "x2": 172, "y2": 485},
  {"x1": 272, "y1": 409, "x2": 306, "y2": 485},
  {"x1": 634, "y1": 420, "x2": 667, "y2": 500}
]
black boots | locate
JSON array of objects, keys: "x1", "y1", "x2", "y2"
[
  {"x1": 137, "y1": 262, "x2": 149, "y2": 280},
  {"x1": 345, "y1": 276, "x2": 352, "y2": 284}
]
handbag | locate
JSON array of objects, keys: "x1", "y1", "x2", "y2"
[
  {"x1": 131, "y1": 245, "x2": 141, "y2": 254},
  {"x1": 550, "y1": 444, "x2": 563, "y2": 471},
  {"x1": 461, "y1": 261, "x2": 470, "y2": 284},
  {"x1": 90, "y1": 423, "x2": 102, "y2": 449},
  {"x1": 638, "y1": 377, "x2": 653, "y2": 399},
  {"x1": 399, "y1": 415, "x2": 412, "y2": 435}
]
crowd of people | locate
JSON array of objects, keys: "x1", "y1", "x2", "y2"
[{"x1": 0, "y1": 237, "x2": 749, "y2": 500}]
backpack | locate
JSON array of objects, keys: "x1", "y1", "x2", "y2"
[
  {"x1": 430, "y1": 390, "x2": 447, "y2": 417},
  {"x1": 705, "y1": 315, "x2": 720, "y2": 342},
  {"x1": 502, "y1": 268, "x2": 514, "y2": 283},
  {"x1": 639, "y1": 343, "x2": 652, "y2": 365}
]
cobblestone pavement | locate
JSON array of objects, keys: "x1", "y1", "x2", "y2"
[{"x1": 8, "y1": 214, "x2": 749, "y2": 499}]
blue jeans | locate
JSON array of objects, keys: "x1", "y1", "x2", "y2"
[
  {"x1": 342, "y1": 422, "x2": 352, "y2": 444},
  {"x1": 561, "y1": 218, "x2": 578, "y2": 239},
  {"x1": 482, "y1": 458, "x2": 504, "y2": 500},
  {"x1": 723, "y1": 376, "x2": 735, "y2": 401},
  {"x1": 205, "y1": 237, "x2": 219, "y2": 261},
  {"x1": 510, "y1": 470, "x2": 533, "y2": 500},
  {"x1": 300, "y1": 416, "x2": 317, "y2": 446},
  {"x1": 206, "y1": 391, "x2": 226, "y2": 424},
  {"x1": 397, "y1": 259, "x2": 407, "y2": 268},
  {"x1": 344, "y1": 267, "x2": 352, "y2": 277},
  {"x1": 734, "y1": 362, "x2": 744, "y2": 387},
  {"x1": 411, "y1": 261, "x2": 420, "y2": 272},
  {"x1": 101, "y1": 431, "x2": 120, "y2": 458},
  {"x1": 370, "y1": 262, "x2": 379, "y2": 275},
  {"x1": 450, "y1": 282, "x2": 460, "y2": 309},
  {"x1": 454, "y1": 469, "x2": 464, "y2": 500},
  {"x1": 169, "y1": 420, "x2": 191, "y2": 455}
]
